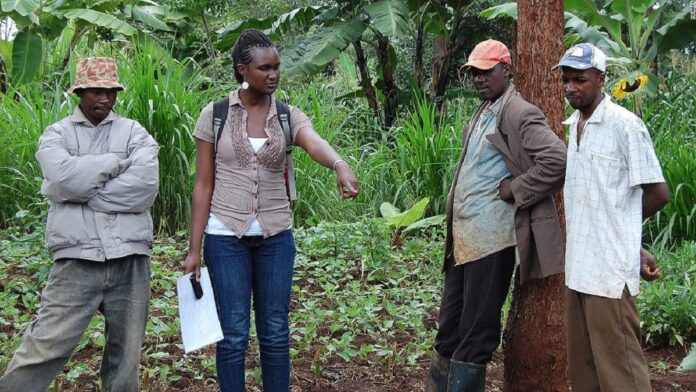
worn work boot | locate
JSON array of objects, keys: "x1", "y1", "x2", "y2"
[
  {"x1": 424, "y1": 351, "x2": 450, "y2": 392},
  {"x1": 447, "y1": 360, "x2": 486, "y2": 392}
]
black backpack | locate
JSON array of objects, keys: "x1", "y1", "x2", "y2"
[{"x1": 212, "y1": 97, "x2": 297, "y2": 201}]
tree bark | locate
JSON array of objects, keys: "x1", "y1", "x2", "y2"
[
  {"x1": 414, "y1": 17, "x2": 424, "y2": 90},
  {"x1": 503, "y1": 1, "x2": 569, "y2": 391},
  {"x1": 431, "y1": 8, "x2": 466, "y2": 113},
  {"x1": 352, "y1": 39, "x2": 379, "y2": 117},
  {"x1": 431, "y1": 35, "x2": 447, "y2": 97},
  {"x1": 375, "y1": 33, "x2": 398, "y2": 128}
]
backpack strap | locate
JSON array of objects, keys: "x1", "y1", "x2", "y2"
[
  {"x1": 212, "y1": 97, "x2": 230, "y2": 156},
  {"x1": 276, "y1": 100, "x2": 296, "y2": 201}
]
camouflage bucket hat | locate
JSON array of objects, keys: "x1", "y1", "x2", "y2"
[{"x1": 68, "y1": 57, "x2": 125, "y2": 93}]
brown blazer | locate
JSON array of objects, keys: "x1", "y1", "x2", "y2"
[{"x1": 444, "y1": 84, "x2": 566, "y2": 284}]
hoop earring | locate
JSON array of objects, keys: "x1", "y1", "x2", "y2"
[{"x1": 241, "y1": 81, "x2": 249, "y2": 89}]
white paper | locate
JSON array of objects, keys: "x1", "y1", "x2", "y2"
[{"x1": 177, "y1": 267, "x2": 224, "y2": 353}]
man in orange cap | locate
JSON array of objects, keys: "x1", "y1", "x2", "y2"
[
  {"x1": 0, "y1": 57, "x2": 159, "y2": 392},
  {"x1": 425, "y1": 40, "x2": 566, "y2": 391}
]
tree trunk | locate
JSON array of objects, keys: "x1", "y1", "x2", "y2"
[
  {"x1": 431, "y1": 35, "x2": 447, "y2": 97},
  {"x1": 375, "y1": 33, "x2": 398, "y2": 128},
  {"x1": 414, "y1": 17, "x2": 424, "y2": 90},
  {"x1": 503, "y1": 1, "x2": 569, "y2": 391},
  {"x1": 352, "y1": 40, "x2": 379, "y2": 117},
  {"x1": 431, "y1": 8, "x2": 466, "y2": 113}
]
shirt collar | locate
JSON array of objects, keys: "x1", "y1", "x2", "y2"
[
  {"x1": 68, "y1": 105, "x2": 118, "y2": 127},
  {"x1": 230, "y1": 88, "x2": 279, "y2": 122},
  {"x1": 562, "y1": 93, "x2": 611, "y2": 126},
  {"x1": 487, "y1": 93, "x2": 504, "y2": 115}
]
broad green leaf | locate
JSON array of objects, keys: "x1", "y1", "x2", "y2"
[
  {"x1": 677, "y1": 343, "x2": 696, "y2": 372},
  {"x1": 138, "y1": 5, "x2": 190, "y2": 22},
  {"x1": 1, "y1": 0, "x2": 39, "y2": 17},
  {"x1": 59, "y1": 9, "x2": 137, "y2": 36},
  {"x1": 132, "y1": 6, "x2": 173, "y2": 31},
  {"x1": 269, "y1": 6, "x2": 324, "y2": 37},
  {"x1": 480, "y1": 2, "x2": 517, "y2": 20},
  {"x1": 0, "y1": 40, "x2": 12, "y2": 72},
  {"x1": 656, "y1": 4, "x2": 690, "y2": 35},
  {"x1": 282, "y1": 19, "x2": 366, "y2": 78},
  {"x1": 657, "y1": 19, "x2": 696, "y2": 53},
  {"x1": 637, "y1": 8, "x2": 661, "y2": 55},
  {"x1": 6, "y1": 10, "x2": 38, "y2": 27},
  {"x1": 564, "y1": 12, "x2": 624, "y2": 57},
  {"x1": 50, "y1": 24, "x2": 75, "y2": 71},
  {"x1": 11, "y1": 28, "x2": 41, "y2": 84},
  {"x1": 383, "y1": 198, "x2": 430, "y2": 229},
  {"x1": 379, "y1": 202, "x2": 401, "y2": 218},
  {"x1": 403, "y1": 214, "x2": 445, "y2": 233},
  {"x1": 364, "y1": 0, "x2": 410, "y2": 37},
  {"x1": 565, "y1": 0, "x2": 623, "y2": 44},
  {"x1": 216, "y1": 6, "x2": 323, "y2": 51}
]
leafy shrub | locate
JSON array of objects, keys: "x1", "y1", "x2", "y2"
[{"x1": 638, "y1": 241, "x2": 696, "y2": 347}]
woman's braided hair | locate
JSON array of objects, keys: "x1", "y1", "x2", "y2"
[{"x1": 232, "y1": 29, "x2": 275, "y2": 83}]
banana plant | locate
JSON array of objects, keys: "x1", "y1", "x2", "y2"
[
  {"x1": 380, "y1": 197, "x2": 445, "y2": 246},
  {"x1": 217, "y1": 0, "x2": 411, "y2": 127},
  {"x1": 482, "y1": 0, "x2": 696, "y2": 113},
  {"x1": 0, "y1": 0, "x2": 189, "y2": 86}
]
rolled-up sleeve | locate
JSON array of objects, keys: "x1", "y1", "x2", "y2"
[{"x1": 625, "y1": 119, "x2": 663, "y2": 187}]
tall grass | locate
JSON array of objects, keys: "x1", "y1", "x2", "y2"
[
  {"x1": 115, "y1": 44, "x2": 219, "y2": 234},
  {"x1": 2, "y1": 43, "x2": 693, "y2": 243},
  {"x1": 0, "y1": 44, "x2": 218, "y2": 234},
  {"x1": 643, "y1": 73, "x2": 696, "y2": 247},
  {"x1": 287, "y1": 85, "x2": 473, "y2": 225},
  {"x1": 0, "y1": 82, "x2": 73, "y2": 226}
]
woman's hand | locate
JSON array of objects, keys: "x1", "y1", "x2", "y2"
[
  {"x1": 184, "y1": 251, "x2": 202, "y2": 281},
  {"x1": 335, "y1": 163, "x2": 359, "y2": 199}
]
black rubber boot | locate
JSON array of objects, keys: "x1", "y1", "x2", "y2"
[
  {"x1": 424, "y1": 350, "x2": 450, "y2": 392},
  {"x1": 447, "y1": 360, "x2": 486, "y2": 392}
]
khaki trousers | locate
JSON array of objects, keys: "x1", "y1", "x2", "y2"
[
  {"x1": 0, "y1": 256, "x2": 150, "y2": 392},
  {"x1": 565, "y1": 287, "x2": 652, "y2": 392}
]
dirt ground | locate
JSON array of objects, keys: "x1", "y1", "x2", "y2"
[{"x1": 158, "y1": 345, "x2": 695, "y2": 392}]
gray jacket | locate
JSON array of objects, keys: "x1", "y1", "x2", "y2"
[{"x1": 36, "y1": 107, "x2": 160, "y2": 261}]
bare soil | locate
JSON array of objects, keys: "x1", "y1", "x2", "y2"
[{"x1": 52, "y1": 344, "x2": 694, "y2": 391}]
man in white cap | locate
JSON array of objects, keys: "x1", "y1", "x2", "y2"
[
  {"x1": 0, "y1": 57, "x2": 159, "y2": 392},
  {"x1": 555, "y1": 43, "x2": 669, "y2": 391},
  {"x1": 425, "y1": 39, "x2": 566, "y2": 392}
]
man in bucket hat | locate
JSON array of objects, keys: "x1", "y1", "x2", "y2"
[
  {"x1": 556, "y1": 43, "x2": 669, "y2": 392},
  {"x1": 425, "y1": 40, "x2": 566, "y2": 391},
  {"x1": 0, "y1": 57, "x2": 159, "y2": 392}
]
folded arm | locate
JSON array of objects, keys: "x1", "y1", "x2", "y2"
[
  {"x1": 87, "y1": 122, "x2": 160, "y2": 213},
  {"x1": 36, "y1": 125, "x2": 123, "y2": 203}
]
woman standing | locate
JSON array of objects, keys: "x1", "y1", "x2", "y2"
[{"x1": 183, "y1": 29, "x2": 359, "y2": 391}]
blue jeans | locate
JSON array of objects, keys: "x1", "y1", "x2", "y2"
[{"x1": 204, "y1": 230, "x2": 295, "y2": 392}]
